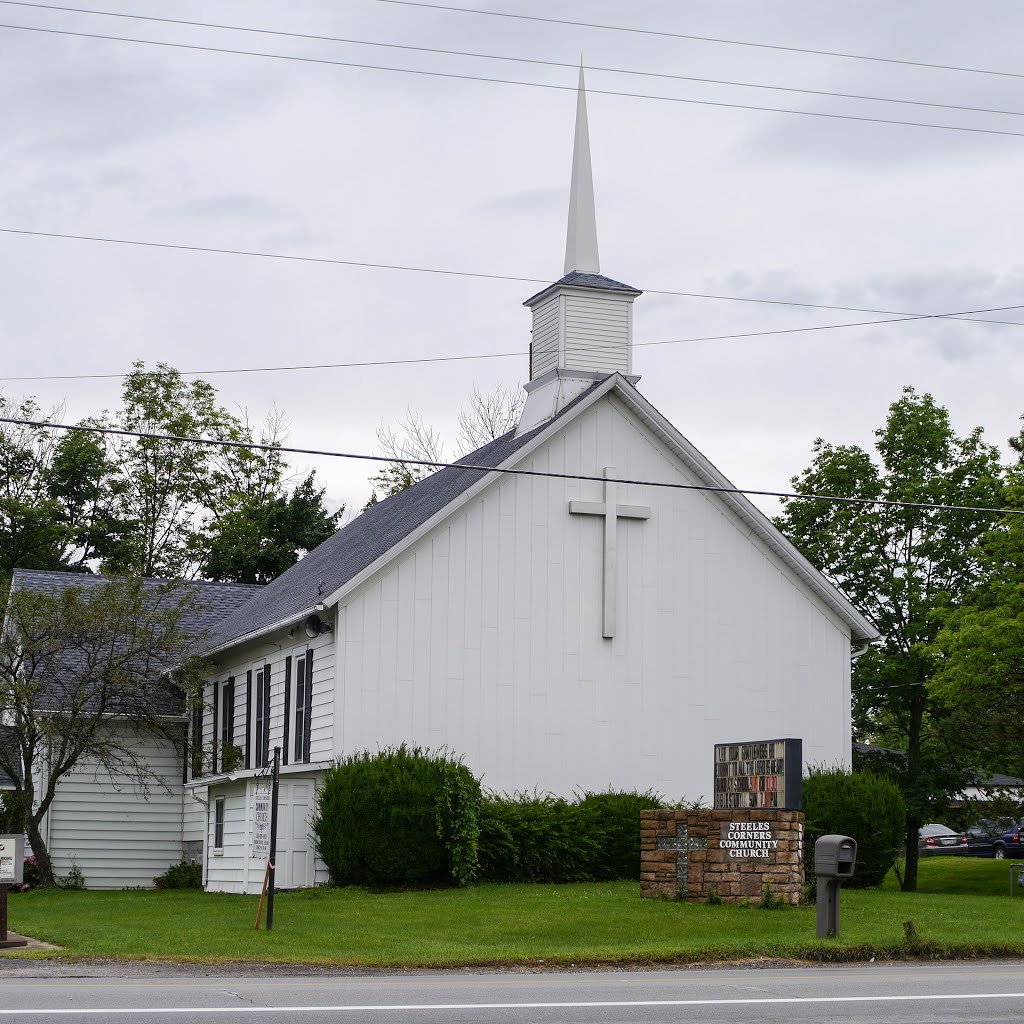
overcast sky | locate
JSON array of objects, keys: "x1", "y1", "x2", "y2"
[{"x1": 3, "y1": 0, "x2": 1024, "y2": 523}]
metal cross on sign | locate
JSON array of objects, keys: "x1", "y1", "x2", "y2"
[
  {"x1": 569, "y1": 467, "x2": 650, "y2": 638},
  {"x1": 657, "y1": 822, "x2": 709, "y2": 894}
]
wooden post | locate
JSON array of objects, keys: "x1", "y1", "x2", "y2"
[{"x1": 254, "y1": 861, "x2": 271, "y2": 930}]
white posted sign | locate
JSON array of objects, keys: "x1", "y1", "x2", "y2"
[
  {"x1": 0, "y1": 835, "x2": 25, "y2": 884},
  {"x1": 250, "y1": 795, "x2": 271, "y2": 860}
]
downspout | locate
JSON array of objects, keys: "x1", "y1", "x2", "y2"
[{"x1": 851, "y1": 640, "x2": 872, "y2": 661}]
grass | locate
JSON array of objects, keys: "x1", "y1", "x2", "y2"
[{"x1": 6, "y1": 857, "x2": 1024, "y2": 967}]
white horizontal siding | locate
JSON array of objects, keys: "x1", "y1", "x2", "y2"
[
  {"x1": 563, "y1": 294, "x2": 630, "y2": 374},
  {"x1": 531, "y1": 294, "x2": 560, "y2": 378},
  {"x1": 203, "y1": 774, "x2": 326, "y2": 892},
  {"x1": 204, "y1": 781, "x2": 248, "y2": 894},
  {"x1": 196, "y1": 631, "x2": 336, "y2": 777},
  {"x1": 47, "y1": 728, "x2": 186, "y2": 889}
]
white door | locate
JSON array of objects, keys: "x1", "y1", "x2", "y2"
[{"x1": 275, "y1": 780, "x2": 315, "y2": 889}]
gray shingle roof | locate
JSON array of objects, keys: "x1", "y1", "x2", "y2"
[
  {"x1": 523, "y1": 272, "x2": 642, "y2": 307},
  {"x1": 9, "y1": 570, "x2": 261, "y2": 640},
  {"x1": 207, "y1": 389, "x2": 600, "y2": 651},
  {"x1": 556, "y1": 271, "x2": 641, "y2": 292},
  {"x1": 7, "y1": 571, "x2": 263, "y2": 713}
]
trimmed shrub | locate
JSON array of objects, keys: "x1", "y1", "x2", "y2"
[
  {"x1": 313, "y1": 745, "x2": 481, "y2": 888},
  {"x1": 477, "y1": 793, "x2": 602, "y2": 883},
  {"x1": 477, "y1": 789, "x2": 664, "y2": 883},
  {"x1": 576, "y1": 790, "x2": 665, "y2": 880},
  {"x1": 154, "y1": 860, "x2": 203, "y2": 889},
  {"x1": 803, "y1": 768, "x2": 906, "y2": 887}
]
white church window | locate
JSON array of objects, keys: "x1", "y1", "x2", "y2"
[{"x1": 293, "y1": 650, "x2": 313, "y2": 764}]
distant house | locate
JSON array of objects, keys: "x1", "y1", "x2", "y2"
[
  {"x1": 2, "y1": 569, "x2": 259, "y2": 889},
  {"x1": 959, "y1": 773, "x2": 1024, "y2": 805}
]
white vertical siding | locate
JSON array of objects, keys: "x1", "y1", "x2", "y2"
[{"x1": 333, "y1": 393, "x2": 853, "y2": 799}]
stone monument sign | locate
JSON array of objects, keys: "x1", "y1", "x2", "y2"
[{"x1": 641, "y1": 738, "x2": 805, "y2": 905}]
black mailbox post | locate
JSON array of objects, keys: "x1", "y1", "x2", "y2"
[{"x1": 814, "y1": 834, "x2": 857, "y2": 938}]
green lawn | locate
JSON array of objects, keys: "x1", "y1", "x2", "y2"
[{"x1": 6, "y1": 857, "x2": 1024, "y2": 966}]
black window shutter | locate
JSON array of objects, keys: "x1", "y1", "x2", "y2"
[
  {"x1": 282, "y1": 657, "x2": 291, "y2": 767},
  {"x1": 211, "y1": 682, "x2": 219, "y2": 773},
  {"x1": 244, "y1": 670, "x2": 253, "y2": 770},
  {"x1": 223, "y1": 678, "x2": 235, "y2": 764},
  {"x1": 262, "y1": 663, "x2": 272, "y2": 765},
  {"x1": 303, "y1": 648, "x2": 313, "y2": 763},
  {"x1": 190, "y1": 700, "x2": 202, "y2": 780},
  {"x1": 294, "y1": 656, "x2": 305, "y2": 764}
]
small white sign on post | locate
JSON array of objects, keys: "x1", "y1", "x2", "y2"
[
  {"x1": 250, "y1": 796, "x2": 271, "y2": 860},
  {"x1": 0, "y1": 835, "x2": 25, "y2": 884}
]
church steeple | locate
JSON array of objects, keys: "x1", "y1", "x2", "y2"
[
  {"x1": 517, "y1": 67, "x2": 642, "y2": 435},
  {"x1": 564, "y1": 66, "x2": 600, "y2": 276}
]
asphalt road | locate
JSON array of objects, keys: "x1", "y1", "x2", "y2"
[{"x1": 1, "y1": 961, "x2": 1023, "y2": 1023}]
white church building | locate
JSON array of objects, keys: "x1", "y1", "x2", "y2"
[
  {"x1": 8, "y1": 72, "x2": 877, "y2": 891},
  {"x1": 186, "y1": 72, "x2": 877, "y2": 893}
]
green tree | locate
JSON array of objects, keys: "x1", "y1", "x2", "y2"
[
  {"x1": 0, "y1": 371, "x2": 340, "y2": 583},
  {"x1": 932, "y1": 471, "x2": 1024, "y2": 779},
  {"x1": 0, "y1": 575, "x2": 206, "y2": 886},
  {"x1": 102, "y1": 363, "x2": 255, "y2": 577},
  {"x1": 775, "y1": 387, "x2": 1004, "y2": 891},
  {"x1": 102, "y1": 364, "x2": 339, "y2": 581},
  {"x1": 203, "y1": 471, "x2": 342, "y2": 585},
  {"x1": 0, "y1": 398, "x2": 73, "y2": 574}
]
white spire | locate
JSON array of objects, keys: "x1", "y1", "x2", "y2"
[{"x1": 564, "y1": 65, "x2": 600, "y2": 276}]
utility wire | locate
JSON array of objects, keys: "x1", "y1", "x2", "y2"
[
  {"x1": 3, "y1": 1, "x2": 1021, "y2": 120},
  {"x1": 4, "y1": 21, "x2": 1024, "y2": 139},
  {"x1": 4, "y1": 225, "x2": 1024, "y2": 328},
  {"x1": 0, "y1": 416, "x2": 1018, "y2": 518},
  {"x1": 3, "y1": 304, "x2": 1023, "y2": 384},
  {"x1": 374, "y1": 0, "x2": 1024, "y2": 82}
]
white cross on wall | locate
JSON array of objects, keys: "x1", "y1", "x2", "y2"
[{"x1": 569, "y1": 466, "x2": 651, "y2": 639}]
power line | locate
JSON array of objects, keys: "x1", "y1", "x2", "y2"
[
  {"x1": 3, "y1": 1, "x2": 1021, "y2": 120},
  {"x1": 0, "y1": 416, "x2": 1018, "y2": 519},
  {"x1": 5, "y1": 21, "x2": 1024, "y2": 140},
  {"x1": 3, "y1": 304, "x2": 1023, "y2": 385},
  {"x1": 5, "y1": 225, "x2": 1024, "y2": 329},
  {"x1": 374, "y1": 0, "x2": 1024, "y2": 83}
]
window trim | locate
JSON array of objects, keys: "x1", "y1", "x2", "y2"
[{"x1": 213, "y1": 796, "x2": 225, "y2": 852}]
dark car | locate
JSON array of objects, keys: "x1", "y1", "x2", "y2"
[
  {"x1": 965, "y1": 818, "x2": 1024, "y2": 859},
  {"x1": 918, "y1": 823, "x2": 967, "y2": 857}
]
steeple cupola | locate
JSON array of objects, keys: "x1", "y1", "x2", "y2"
[{"x1": 517, "y1": 67, "x2": 642, "y2": 435}]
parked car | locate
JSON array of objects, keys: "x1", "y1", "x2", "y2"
[
  {"x1": 965, "y1": 818, "x2": 1024, "y2": 859},
  {"x1": 918, "y1": 823, "x2": 967, "y2": 857}
]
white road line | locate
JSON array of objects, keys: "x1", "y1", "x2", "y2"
[{"x1": 3, "y1": 992, "x2": 1024, "y2": 1014}]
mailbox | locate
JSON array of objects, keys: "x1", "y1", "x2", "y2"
[
  {"x1": 814, "y1": 835, "x2": 857, "y2": 879},
  {"x1": 814, "y1": 834, "x2": 857, "y2": 939}
]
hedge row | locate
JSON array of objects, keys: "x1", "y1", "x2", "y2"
[
  {"x1": 313, "y1": 747, "x2": 905, "y2": 890},
  {"x1": 312, "y1": 746, "x2": 663, "y2": 887}
]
